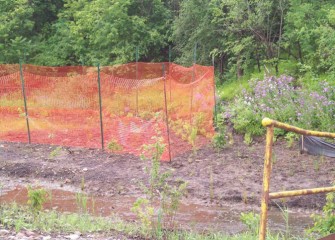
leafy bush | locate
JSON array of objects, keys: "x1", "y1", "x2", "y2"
[
  {"x1": 132, "y1": 120, "x2": 187, "y2": 238},
  {"x1": 27, "y1": 186, "x2": 50, "y2": 222},
  {"x1": 308, "y1": 192, "x2": 335, "y2": 236},
  {"x1": 228, "y1": 75, "x2": 335, "y2": 138},
  {"x1": 212, "y1": 113, "x2": 227, "y2": 149},
  {"x1": 240, "y1": 212, "x2": 260, "y2": 235}
]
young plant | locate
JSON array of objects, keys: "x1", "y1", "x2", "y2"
[
  {"x1": 244, "y1": 132, "x2": 253, "y2": 146},
  {"x1": 240, "y1": 212, "x2": 260, "y2": 236},
  {"x1": 107, "y1": 139, "x2": 123, "y2": 152},
  {"x1": 212, "y1": 113, "x2": 227, "y2": 150},
  {"x1": 132, "y1": 117, "x2": 187, "y2": 238},
  {"x1": 276, "y1": 204, "x2": 291, "y2": 239},
  {"x1": 76, "y1": 177, "x2": 92, "y2": 215},
  {"x1": 27, "y1": 186, "x2": 49, "y2": 220},
  {"x1": 285, "y1": 132, "x2": 298, "y2": 148},
  {"x1": 49, "y1": 146, "x2": 62, "y2": 158}
]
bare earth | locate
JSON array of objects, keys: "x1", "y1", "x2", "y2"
[{"x1": 0, "y1": 134, "x2": 334, "y2": 237}]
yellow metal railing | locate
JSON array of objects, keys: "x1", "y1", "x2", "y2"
[{"x1": 259, "y1": 118, "x2": 335, "y2": 240}]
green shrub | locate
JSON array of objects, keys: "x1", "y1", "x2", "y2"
[
  {"x1": 107, "y1": 139, "x2": 123, "y2": 152},
  {"x1": 133, "y1": 121, "x2": 187, "y2": 238},
  {"x1": 308, "y1": 192, "x2": 335, "y2": 236},
  {"x1": 27, "y1": 186, "x2": 49, "y2": 221},
  {"x1": 212, "y1": 113, "x2": 227, "y2": 149}
]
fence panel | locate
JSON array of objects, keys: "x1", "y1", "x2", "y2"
[
  {"x1": 0, "y1": 63, "x2": 215, "y2": 160},
  {"x1": 0, "y1": 65, "x2": 27, "y2": 143}
]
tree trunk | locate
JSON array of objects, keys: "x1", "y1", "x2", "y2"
[
  {"x1": 275, "y1": 63, "x2": 279, "y2": 75},
  {"x1": 237, "y1": 55, "x2": 243, "y2": 79},
  {"x1": 297, "y1": 41, "x2": 303, "y2": 63},
  {"x1": 256, "y1": 50, "x2": 261, "y2": 72}
]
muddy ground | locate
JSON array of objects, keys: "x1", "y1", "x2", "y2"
[{"x1": 0, "y1": 134, "x2": 334, "y2": 235}]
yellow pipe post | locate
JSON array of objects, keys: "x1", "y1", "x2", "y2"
[
  {"x1": 259, "y1": 118, "x2": 335, "y2": 240},
  {"x1": 262, "y1": 117, "x2": 335, "y2": 138},
  {"x1": 259, "y1": 124, "x2": 274, "y2": 240}
]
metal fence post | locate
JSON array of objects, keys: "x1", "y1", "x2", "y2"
[
  {"x1": 97, "y1": 63, "x2": 104, "y2": 150},
  {"x1": 168, "y1": 45, "x2": 172, "y2": 102},
  {"x1": 212, "y1": 55, "x2": 217, "y2": 126},
  {"x1": 163, "y1": 64, "x2": 172, "y2": 162},
  {"x1": 19, "y1": 61, "x2": 31, "y2": 143},
  {"x1": 190, "y1": 43, "x2": 197, "y2": 123},
  {"x1": 135, "y1": 46, "x2": 139, "y2": 116}
]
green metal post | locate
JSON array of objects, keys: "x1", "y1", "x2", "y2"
[
  {"x1": 163, "y1": 64, "x2": 172, "y2": 162},
  {"x1": 190, "y1": 43, "x2": 197, "y2": 123},
  {"x1": 212, "y1": 55, "x2": 217, "y2": 126},
  {"x1": 193, "y1": 42, "x2": 197, "y2": 64},
  {"x1": 136, "y1": 46, "x2": 139, "y2": 116},
  {"x1": 168, "y1": 45, "x2": 172, "y2": 102},
  {"x1": 19, "y1": 60, "x2": 31, "y2": 143},
  {"x1": 168, "y1": 45, "x2": 171, "y2": 63},
  {"x1": 80, "y1": 57, "x2": 84, "y2": 75},
  {"x1": 97, "y1": 64, "x2": 104, "y2": 150}
]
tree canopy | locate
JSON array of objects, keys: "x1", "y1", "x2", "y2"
[{"x1": 1, "y1": 0, "x2": 335, "y2": 80}]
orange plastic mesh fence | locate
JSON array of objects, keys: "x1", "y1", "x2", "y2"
[{"x1": 0, "y1": 63, "x2": 215, "y2": 160}]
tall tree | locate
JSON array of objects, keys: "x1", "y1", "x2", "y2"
[
  {"x1": 33, "y1": 0, "x2": 171, "y2": 66},
  {"x1": 173, "y1": 0, "x2": 288, "y2": 78},
  {"x1": 0, "y1": 0, "x2": 34, "y2": 63},
  {"x1": 283, "y1": 0, "x2": 335, "y2": 73},
  {"x1": 172, "y1": 0, "x2": 221, "y2": 66}
]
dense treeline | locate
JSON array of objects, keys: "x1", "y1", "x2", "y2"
[{"x1": 1, "y1": 0, "x2": 335, "y2": 80}]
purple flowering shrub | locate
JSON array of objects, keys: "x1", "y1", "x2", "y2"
[{"x1": 229, "y1": 75, "x2": 335, "y2": 137}]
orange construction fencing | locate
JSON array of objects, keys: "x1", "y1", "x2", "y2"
[{"x1": 0, "y1": 63, "x2": 215, "y2": 160}]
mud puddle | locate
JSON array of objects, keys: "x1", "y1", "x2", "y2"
[{"x1": 0, "y1": 186, "x2": 313, "y2": 235}]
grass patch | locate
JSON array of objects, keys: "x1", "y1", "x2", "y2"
[
  {"x1": 217, "y1": 78, "x2": 249, "y2": 101},
  {"x1": 0, "y1": 202, "x2": 135, "y2": 234},
  {"x1": 0, "y1": 202, "x2": 315, "y2": 240}
]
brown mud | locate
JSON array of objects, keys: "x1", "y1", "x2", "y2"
[{"x1": 0, "y1": 134, "x2": 334, "y2": 234}]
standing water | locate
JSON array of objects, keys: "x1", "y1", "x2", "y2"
[{"x1": 0, "y1": 186, "x2": 314, "y2": 235}]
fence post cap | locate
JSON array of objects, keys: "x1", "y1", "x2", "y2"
[{"x1": 262, "y1": 118, "x2": 273, "y2": 127}]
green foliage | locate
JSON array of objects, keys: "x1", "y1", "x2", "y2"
[
  {"x1": 240, "y1": 212, "x2": 260, "y2": 236},
  {"x1": 230, "y1": 101, "x2": 264, "y2": 137},
  {"x1": 49, "y1": 146, "x2": 62, "y2": 158},
  {"x1": 0, "y1": 202, "x2": 314, "y2": 239},
  {"x1": 107, "y1": 139, "x2": 123, "y2": 152},
  {"x1": 284, "y1": 132, "x2": 298, "y2": 148},
  {"x1": 284, "y1": 1, "x2": 335, "y2": 74},
  {"x1": 212, "y1": 129, "x2": 226, "y2": 150},
  {"x1": 229, "y1": 75, "x2": 335, "y2": 138},
  {"x1": 0, "y1": 0, "x2": 34, "y2": 63},
  {"x1": 170, "y1": 112, "x2": 207, "y2": 153},
  {"x1": 0, "y1": 202, "x2": 126, "y2": 233},
  {"x1": 212, "y1": 113, "x2": 226, "y2": 149},
  {"x1": 27, "y1": 186, "x2": 49, "y2": 220},
  {"x1": 131, "y1": 198, "x2": 155, "y2": 233},
  {"x1": 0, "y1": 0, "x2": 335, "y2": 87},
  {"x1": 133, "y1": 120, "x2": 187, "y2": 238},
  {"x1": 32, "y1": 0, "x2": 171, "y2": 65},
  {"x1": 243, "y1": 133, "x2": 253, "y2": 146},
  {"x1": 172, "y1": 0, "x2": 218, "y2": 65},
  {"x1": 217, "y1": 78, "x2": 250, "y2": 101},
  {"x1": 0, "y1": 0, "x2": 335, "y2": 88},
  {"x1": 308, "y1": 192, "x2": 335, "y2": 236}
]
